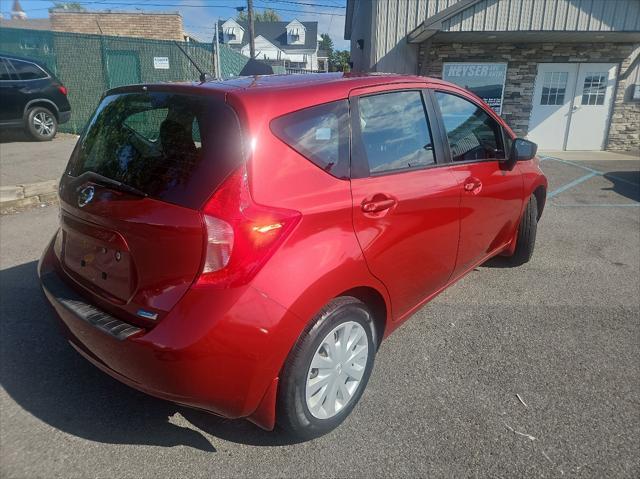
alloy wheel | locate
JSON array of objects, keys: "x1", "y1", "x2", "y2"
[{"x1": 33, "y1": 111, "x2": 54, "y2": 137}]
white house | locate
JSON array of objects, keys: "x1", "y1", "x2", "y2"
[{"x1": 219, "y1": 18, "x2": 327, "y2": 71}]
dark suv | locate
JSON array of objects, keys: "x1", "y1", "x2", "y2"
[{"x1": 0, "y1": 54, "x2": 71, "y2": 141}]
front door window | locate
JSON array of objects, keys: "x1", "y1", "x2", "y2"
[
  {"x1": 581, "y1": 73, "x2": 607, "y2": 105},
  {"x1": 540, "y1": 71, "x2": 569, "y2": 105}
]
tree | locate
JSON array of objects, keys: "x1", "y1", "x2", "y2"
[
  {"x1": 330, "y1": 50, "x2": 351, "y2": 72},
  {"x1": 49, "y1": 2, "x2": 86, "y2": 12},
  {"x1": 319, "y1": 33, "x2": 333, "y2": 54},
  {"x1": 236, "y1": 8, "x2": 281, "y2": 22}
]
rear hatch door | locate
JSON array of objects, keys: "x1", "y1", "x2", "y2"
[{"x1": 58, "y1": 88, "x2": 244, "y2": 323}]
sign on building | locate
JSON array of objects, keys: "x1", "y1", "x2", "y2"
[
  {"x1": 443, "y1": 63, "x2": 507, "y2": 114},
  {"x1": 153, "y1": 57, "x2": 170, "y2": 70}
]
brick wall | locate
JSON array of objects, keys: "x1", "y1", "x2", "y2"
[
  {"x1": 50, "y1": 11, "x2": 185, "y2": 41},
  {"x1": 418, "y1": 42, "x2": 639, "y2": 151}
]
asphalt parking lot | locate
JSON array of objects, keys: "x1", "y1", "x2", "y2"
[{"x1": 1, "y1": 155, "x2": 638, "y2": 478}]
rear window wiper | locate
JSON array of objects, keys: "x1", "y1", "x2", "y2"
[{"x1": 76, "y1": 171, "x2": 148, "y2": 198}]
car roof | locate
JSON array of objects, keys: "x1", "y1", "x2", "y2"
[{"x1": 109, "y1": 72, "x2": 454, "y2": 98}]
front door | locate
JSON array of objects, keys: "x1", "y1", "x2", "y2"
[
  {"x1": 528, "y1": 63, "x2": 617, "y2": 151},
  {"x1": 349, "y1": 87, "x2": 461, "y2": 319},
  {"x1": 565, "y1": 63, "x2": 617, "y2": 150},
  {"x1": 433, "y1": 90, "x2": 524, "y2": 276}
]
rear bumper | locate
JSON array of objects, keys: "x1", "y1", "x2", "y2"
[
  {"x1": 38, "y1": 235, "x2": 304, "y2": 428},
  {"x1": 58, "y1": 110, "x2": 71, "y2": 124}
]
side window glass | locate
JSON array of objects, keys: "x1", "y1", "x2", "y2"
[
  {"x1": 0, "y1": 59, "x2": 13, "y2": 81},
  {"x1": 356, "y1": 91, "x2": 435, "y2": 174},
  {"x1": 9, "y1": 59, "x2": 48, "y2": 80},
  {"x1": 271, "y1": 100, "x2": 349, "y2": 179},
  {"x1": 435, "y1": 92, "x2": 505, "y2": 162}
]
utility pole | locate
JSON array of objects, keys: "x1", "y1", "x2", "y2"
[{"x1": 247, "y1": 0, "x2": 256, "y2": 59}]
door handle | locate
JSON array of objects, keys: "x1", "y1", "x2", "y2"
[
  {"x1": 361, "y1": 196, "x2": 397, "y2": 213},
  {"x1": 463, "y1": 178, "x2": 483, "y2": 194}
]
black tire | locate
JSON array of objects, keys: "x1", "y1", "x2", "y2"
[
  {"x1": 508, "y1": 196, "x2": 538, "y2": 266},
  {"x1": 25, "y1": 106, "x2": 57, "y2": 141},
  {"x1": 277, "y1": 296, "x2": 377, "y2": 439}
]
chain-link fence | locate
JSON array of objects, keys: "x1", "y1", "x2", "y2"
[{"x1": 0, "y1": 27, "x2": 249, "y2": 134}]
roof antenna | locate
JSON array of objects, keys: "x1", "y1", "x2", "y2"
[{"x1": 173, "y1": 41, "x2": 212, "y2": 83}]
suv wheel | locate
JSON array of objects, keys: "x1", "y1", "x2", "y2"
[
  {"x1": 277, "y1": 296, "x2": 377, "y2": 439},
  {"x1": 25, "y1": 107, "x2": 57, "y2": 141}
]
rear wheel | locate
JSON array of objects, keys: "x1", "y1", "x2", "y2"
[
  {"x1": 25, "y1": 106, "x2": 57, "y2": 141},
  {"x1": 277, "y1": 296, "x2": 377, "y2": 439},
  {"x1": 508, "y1": 196, "x2": 538, "y2": 266}
]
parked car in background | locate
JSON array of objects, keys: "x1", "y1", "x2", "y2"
[
  {"x1": 0, "y1": 54, "x2": 71, "y2": 141},
  {"x1": 39, "y1": 73, "x2": 547, "y2": 439}
]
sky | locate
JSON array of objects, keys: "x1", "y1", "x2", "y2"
[{"x1": 3, "y1": 0, "x2": 350, "y2": 49}]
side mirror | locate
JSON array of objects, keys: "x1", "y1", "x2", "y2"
[
  {"x1": 511, "y1": 138, "x2": 538, "y2": 161},
  {"x1": 504, "y1": 138, "x2": 537, "y2": 170}
]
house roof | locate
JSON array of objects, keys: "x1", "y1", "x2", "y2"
[{"x1": 219, "y1": 19, "x2": 318, "y2": 51}]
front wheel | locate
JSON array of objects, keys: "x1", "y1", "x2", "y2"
[
  {"x1": 507, "y1": 196, "x2": 538, "y2": 266},
  {"x1": 277, "y1": 296, "x2": 377, "y2": 439},
  {"x1": 25, "y1": 107, "x2": 57, "y2": 141}
]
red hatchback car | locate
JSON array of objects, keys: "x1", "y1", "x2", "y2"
[{"x1": 39, "y1": 73, "x2": 547, "y2": 438}]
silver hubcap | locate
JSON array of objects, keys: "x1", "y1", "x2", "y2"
[
  {"x1": 305, "y1": 321, "x2": 369, "y2": 419},
  {"x1": 33, "y1": 112, "x2": 54, "y2": 136}
]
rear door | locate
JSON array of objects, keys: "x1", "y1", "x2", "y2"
[
  {"x1": 0, "y1": 57, "x2": 21, "y2": 122},
  {"x1": 349, "y1": 85, "x2": 461, "y2": 319},
  {"x1": 431, "y1": 90, "x2": 524, "y2": 276}
]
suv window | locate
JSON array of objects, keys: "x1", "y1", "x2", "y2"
[
  {"x1": 271, "y1": 100, "x2": 349, "y2": 179},
  {"x1": 9, "y1": 59, "x2": 48, "y2": 80},
  {"x1": 68, "y1": 92, "x2": 243, "y2": 209},
  {"x1": 435, "y1": 92, "x2": 505, "y2": 162},
  {"x1": 356, "y1": 91, "x2": 435, "y2": 174},
  {"x1": 0, "y1": 58, "x2": 13, "y2": 81}
]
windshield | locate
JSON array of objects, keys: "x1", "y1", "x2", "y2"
[{"x1": 67, "y1": 91, "x2": 244, "y2": 209}]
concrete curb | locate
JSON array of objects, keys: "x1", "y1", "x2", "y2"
[{"x1": 0, "y1": 180, "x2": 58, "y2": 209}]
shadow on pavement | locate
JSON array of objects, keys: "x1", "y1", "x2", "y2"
[
  {"x1": 0, "y1": 261, "x2": 302, "y2": 451},
  {"x1": 603, "y1": 171, "x2": 640, "y2": 203},
  {"x1": 0, "y1": 130, "x2": 30, "y2": 143}
]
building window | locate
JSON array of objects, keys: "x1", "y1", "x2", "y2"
[
  {"x1": 581, "y1": 73, "x2": 607, "y2": 105},
  {"x1": 540, "y1": 71, "x2": 568, "y2": 105}
]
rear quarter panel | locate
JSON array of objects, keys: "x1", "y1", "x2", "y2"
[{"x1": 227, "y1": 90, "x2": 392, "y2": 336}]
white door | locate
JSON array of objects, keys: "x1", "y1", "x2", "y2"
[
  {"x1": 565, "y1": 63, "x2": 617, "y2": 150},
  {"x1": 528, "y1": 63, "x2": 578, "y2": 150}
]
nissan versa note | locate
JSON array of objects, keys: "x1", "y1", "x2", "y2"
[{"x1": 39, "y1": 73, "x2": 547, "y2": 439}]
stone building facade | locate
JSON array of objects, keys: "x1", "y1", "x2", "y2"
[
  {"x1": 345, "y1": 0, "x2": 640, "y2": 152},
  {"x1": 419, "y1": 42, "x2": 640, "y2": 151}
]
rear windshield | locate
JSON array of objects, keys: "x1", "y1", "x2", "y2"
[{"x1": 67, "y1": 91, "x2": 244, "y2": 209}]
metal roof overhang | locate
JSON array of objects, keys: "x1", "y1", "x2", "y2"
[{"x1": 408, "y1": 29, "x2": 640, "y2": 44}]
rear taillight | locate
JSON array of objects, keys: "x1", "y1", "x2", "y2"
[
  {"x1": 58, "y1": 85, "x2": 68, "y2": 95},
  {"x1": 195, "y1": 167, "x2": 301, "y2": 287}
]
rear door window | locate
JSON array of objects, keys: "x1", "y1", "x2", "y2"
[
  {"x1": 0, "y1": 58, "x2": 14, "y2": 81},
  {"x1": 435, "y1": 92, "x2": 506, "y2": 162},
  {"x1": 68, "y1": 91, "x2": 243, "y2": 209},
  {"x1": 271, "y1": 100, "x2": 350, "y2": 179},
  {"x1": 9, "y1": 59, "x2": 48, "y2": 80},
  {"x1": 353, "y1": 90, "x2": 436, "y2": 175}
]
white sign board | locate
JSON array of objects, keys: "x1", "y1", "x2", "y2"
[
  {"x1": 153, "y1": 57, "x2": 170, "y2": 70},
  {"x1": 443, "y1": 62, "x2": 507, "y2": 114}
]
